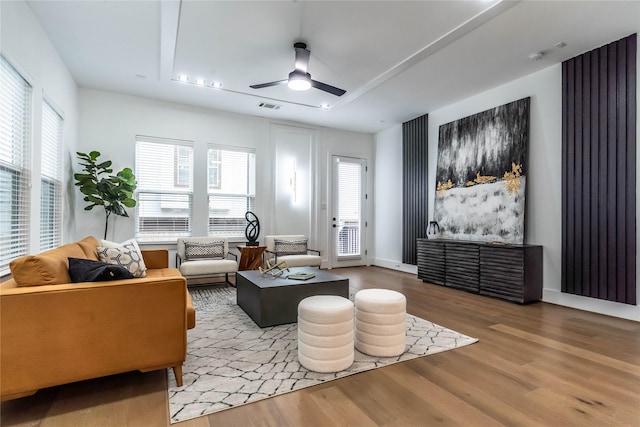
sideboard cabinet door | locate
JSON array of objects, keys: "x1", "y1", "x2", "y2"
[
  {"x1": 417, "y1": 239, "x2": 445, "y2": 285},
  {"x1": 445, "y1": 242, "x2": 480, "y2": 292},
  {"x1": 480, "y1": 245, "x2": 542, "y2": 303}
]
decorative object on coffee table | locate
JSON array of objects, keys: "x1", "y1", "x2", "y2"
[
  {"x1": 258, "y1": 260, "x2": 289, "y2": 277},
  {"x1": 287, "y1": 271, "x2": 316, "y2": 280},
  {"x1": 298, "y1": 295, "x2": 354, "y2": 372},
  {"x1": 244, "y1": 211, "x2": 260, "y2": 246}
]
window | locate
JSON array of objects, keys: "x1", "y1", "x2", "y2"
[
  {"x1": 135, "y1": 136, "x2": 193, "y2": 242},
  {"x1": 207, "y1": 145, "x2": 255, "y2": 239},
  {"x1": 208, "y1": 149, "x2": 221, "y2": 189},
  {"x1": 0, "y1": 56, "x2": 32, "y2": 275},
  {"x1": 40, "y1": 100, "x2": 64, "y2": 251},
  {"x1": 174, "y1": 145, "x2": 191, "y2": 187}
]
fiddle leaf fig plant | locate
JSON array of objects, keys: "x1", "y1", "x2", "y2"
[{"x1": 74, "y1": 151, "x2": 137, "y2": 239}]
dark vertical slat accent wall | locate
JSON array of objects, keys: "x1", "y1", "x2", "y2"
[
  {"x1": 562, "y1": 33, "x2": 637, "y2": 305},
  {"x1": 402, "y1": 114, "x2": 428, "y2": 265}
]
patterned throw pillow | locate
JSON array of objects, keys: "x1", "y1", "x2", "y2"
[
  {"x1": 97, "y1": 242, "x2": 147, "y2": 278},
  {"x1": 274, "y1": 239, "x2": 307, "y2": 255},
  {"x1": 184, "y1": 241, "x2": 225, "y2": 260}
]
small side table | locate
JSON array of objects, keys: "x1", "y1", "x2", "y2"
[{"x1": 237, "y1": 245, "x2": 266, "y2": 271}]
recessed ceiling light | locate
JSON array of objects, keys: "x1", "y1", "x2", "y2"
[
  {"x1": 212, "y1": 81, "x2": 222, "y2": 88},
  {"x1": 196, "y1": 78, "x2": 206, "y2": 86},
  {"x1": 178, "y1": 74, "x2": 188, "y2": 82},
  {"x1": 320, "y1": 103, "x2": 330, "y2": 109},
  {"x1": 554, "y1": 42, "x2": 567, "y2": 48}
]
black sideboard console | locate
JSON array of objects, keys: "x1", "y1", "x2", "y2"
[{"x1": 417, "y1": 239, "x2": 542, "y2": 303}]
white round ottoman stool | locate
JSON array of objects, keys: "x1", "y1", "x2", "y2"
[
  {"x1": 297, "y1": 295, "x2": 354, "y2": 373},
  {"x1": 354, "y1": 289, "x2": 406, "y2": 357}
]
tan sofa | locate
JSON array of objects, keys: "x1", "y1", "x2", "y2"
[{"x1": 0, "y1": 236, "x2": 195, "y2": 401}]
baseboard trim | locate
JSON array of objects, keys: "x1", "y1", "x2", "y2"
[
  {"x1": 372, "y1": 258, "x2": 418, "y2": 275},
  {"x1": 543, "y1": 289, "x2": 640, "y2": 322}
]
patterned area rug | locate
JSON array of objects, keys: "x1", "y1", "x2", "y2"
[{"x1": 167, "y1": 287, "x2": 478, "y2": 423}]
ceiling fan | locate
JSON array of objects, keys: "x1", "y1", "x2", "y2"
[{"x1": 250, "y1": 42, "x2": 346, "y2": 97}]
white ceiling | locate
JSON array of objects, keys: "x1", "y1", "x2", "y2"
[{"x1": 27, "y1": 0, "x2": 640, "y2": 134}]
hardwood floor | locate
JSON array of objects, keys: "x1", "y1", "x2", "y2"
[{"x1": 2, "y1": 266, "x2": 639, "y2": 426}]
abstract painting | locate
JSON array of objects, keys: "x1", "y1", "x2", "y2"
[{"x1": 433, "y1": 97, "x2": 530, "y2": 244}]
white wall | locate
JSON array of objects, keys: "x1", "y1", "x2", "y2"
[
  {"x1": 77, "y1": 89, "x2": 374, "y2": 266},
  {"x1": 375, "y1": 61, "x2": 640, "y2": 321},
  {"x1": 372, "y1": 125, "x2": 415, "y2": 273},
  {"x1": 0, "y1": 0, "x2": 79, "y2": 249}
]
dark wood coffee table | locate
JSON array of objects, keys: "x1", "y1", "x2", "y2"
[{"x1": 236, "y1": 268, "x2": 349, "y2": 327}]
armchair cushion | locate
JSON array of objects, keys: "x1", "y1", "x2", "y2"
[
  {"x1": 274, "y1": 238, "x2": 307, "y2": 255},
  {"x1": 183, "y1": 240, "x2": 224, "y2": 260},
  {"x1": 179, "y1": 259, "x2": 238, "y2": 276},
  {"x1": 271, "y1": 254, "x2": 322, "y2": 268}
]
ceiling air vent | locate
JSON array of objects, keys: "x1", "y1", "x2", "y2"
[{"x1": 258, "y1": 102, "x2": 281, "y2": 110}]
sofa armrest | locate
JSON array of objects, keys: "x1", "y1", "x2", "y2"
[{"x1": 142, "y1": 249, "x2": 169, "y2": 269}]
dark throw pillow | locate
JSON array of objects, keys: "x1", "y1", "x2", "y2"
[{"x1": 68, "y1": 257, "x2": 135, "y2": 283}]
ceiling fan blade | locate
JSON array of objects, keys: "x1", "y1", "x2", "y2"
[
  {"x1": 311, "y1": 80, "x2": 346, "y2": 97},
  {"x1": 250, "y1": 80, "x2": 288, "y2": 89},
  {"x1": 294, "y1": 42, "x2": 310, "y2": 73}
]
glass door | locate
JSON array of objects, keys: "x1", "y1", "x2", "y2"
[{"x1": 331, "y1": 156, "x2": 367, "y2": 267}]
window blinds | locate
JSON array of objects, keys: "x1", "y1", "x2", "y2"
[
  {"x1": 337, "y1": 161, "x2": 362, "y2": 256},
  {"x1": 0, "y1": 56, "x2": 32, "y2": 274},
  {"x1": 40, "y1": 100, "x2": 63, "y2": 251},
  {"x1": 207, "y1": 145, "x2": 255, "y2": 238},
  {"x1": 135, "y1": 137, "x2": 193, "y2": 242}
]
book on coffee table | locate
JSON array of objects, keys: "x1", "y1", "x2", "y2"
[{"x1": 287, "y1": 271, "x2": 316, "y2": 280}]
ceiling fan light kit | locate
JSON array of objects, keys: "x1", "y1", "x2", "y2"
[{"x1": 287, "y1": 70, "x2": 312, "y2": 91}]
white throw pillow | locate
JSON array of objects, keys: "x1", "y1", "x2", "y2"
[{"x1": 97, "y1": 238, "x2": 147, "y2": 278}]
